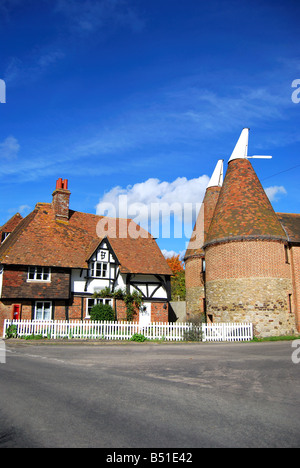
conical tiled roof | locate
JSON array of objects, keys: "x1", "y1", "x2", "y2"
[
  {"x1": 184, "y1": 160, "x2": 223, "y2": 260},
  {"x1": 204, "y1": 158, "x2": 287, "y2": 247}
]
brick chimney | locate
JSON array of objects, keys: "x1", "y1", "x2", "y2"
[{"x1": 52, "y1": 178, "x2": 70, "y2": 221}]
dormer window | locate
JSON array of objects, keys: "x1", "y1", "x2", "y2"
[
  {"x1": 89, "y1": 262, "x2": 108, "y2": 278},
  {"x1": 28, "y1": 266, "x2": 51, "y2": 282},
  {"x1": 1, "y1": 232, "x2": 10, "y2": 243}
]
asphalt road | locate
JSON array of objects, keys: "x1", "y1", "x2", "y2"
[{"x1": 0, "y1": 339, "x2": 299, "y2": 449}]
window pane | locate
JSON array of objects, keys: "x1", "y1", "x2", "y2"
[
  {"x1": 35, "y1": 302, "x2": 43, "y2": 320},
  {"x1": 36, "y1": 267, "x2": 43, "y2": 280},
  {"x1": 95, "y1": 262, "x2": 102, "y2": 277},
  {"x1": 89, "y1": 263, "x2": 95, "y2": 277},
  {"x1": 28, "y1": 267, "x2": 35, "y2": 279},
  {"x1": 44, "y1": 302, "x2": 51, "y2": 320},
  {"x1": 87, "y1": 298, "x2": 95, "y2": 315},
  {"x1": 102, "y1": 263, "x2": 108, "y2": 277},
  {"x1": 43, "y1": 268, "x2": 50, "y2": 280}
]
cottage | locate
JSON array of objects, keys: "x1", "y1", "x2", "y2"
[{"x1": 0, "y1": 179, "x2": 172, "y2": 334}]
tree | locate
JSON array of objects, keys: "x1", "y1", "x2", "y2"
[
  {"x1": 166, "y1": 254, "x2": 184, "y2": 274},
  {"x1": 165, "y1": 254, "x2": 186, "y2": 301}
]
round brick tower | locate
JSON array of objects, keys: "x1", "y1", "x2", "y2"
[
  {"x1": 184, "y1": 160, "x2": 223, "y2": 321},
  {"x1": 203, "y1": 129, "x2": 297, "y2": 337}
]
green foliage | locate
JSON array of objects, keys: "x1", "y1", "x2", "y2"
[
  {"x1": 21, "y1": 334, "x2": 45, "y2": 340},
  {"x1": 94, "y1": 288, "x2": 143, "y2": 321},
  {"x1": 130, "y1": 333, "x2": 147, "y2": 342},
  {"x1": 123, "y1": 290, "x2": 143, "y2": 321},
  {"x1": 171, "y1": 270, "x2": 186, "y2": 301},
  {"x1": 94, "y1": 286, "x2": 113, "y2": 298},
  {"x1": 6, "y1": 324, "x2": 18, "y2": 338},
  {"x1": 90, "y1": 303, "x2": 115, "y2": 321}
]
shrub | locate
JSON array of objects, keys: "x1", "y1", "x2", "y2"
[
  {"x1": 6, "y1": 324, "x2": 18, "y2": 338},
  {"x1": 90, "y1": 303, "x2": 115, "y2": 321},
  {"x1": 130, "y1": 333, "x2": 147, "y2": 342},
  {"x1": 183, "y1": 318, "x2": 203, "y2": 341}
]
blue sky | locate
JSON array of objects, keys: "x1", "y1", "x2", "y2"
[{"x1": 0, "y1": 0, "x2": 300, "y2": 257}]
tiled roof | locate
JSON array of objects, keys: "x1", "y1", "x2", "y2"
[
  {"x1": 277, "y1": 213, "x2": 300, "y2": 244},
  {"x1": 0, "y1": 203, "x2": 172, "y2": 275},
  {"x1": 184, "y1": 186, "x2": 222, "y2": 260},
  {"x1": 0, "y1": 212, "x2": 23, "y2": 238},
  {"x1": 204, "y1": 158, "x2": 287, "y2": 246}
]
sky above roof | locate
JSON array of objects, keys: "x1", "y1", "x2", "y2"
[{"x1": 0, "y1": 0, "x2": 299, "y2": 258}]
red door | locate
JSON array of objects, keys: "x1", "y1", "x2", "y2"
[{"x1": 13, "y1": 304, "x2": 20, "y2": 320}]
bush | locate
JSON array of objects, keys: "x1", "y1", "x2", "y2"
[
  {"x1": 90, "y1": 303, "x2": 115, "y2": 321},
  {"x1": 183, "y1": 318, "x2": 203, "y2": 341},
  {"x1": 6, "y1": 324, "x2": 18, "y2": 338},
  {"x1": 130, "y1": 333, "x2": 147, "y2": 342}
]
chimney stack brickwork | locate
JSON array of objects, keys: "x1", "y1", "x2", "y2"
[{"x1": 52, "y1": 178, "x2": 70, "y2": 221}]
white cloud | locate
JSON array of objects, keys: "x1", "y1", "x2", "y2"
[
  {"x1": 18, "y1": 204, "x2": 31, "y2": 214},
  {"x1": 265, "y1": 185, "x2": 287, "y2": 202},
  {"x1": 96, "y1": 175, "x2": 208, "y2": 239},
  {"x1": 0, "y1": 136, "x2": 20, "y2": 160},
  {"x1": 162, "y1": 249, "x2": 185, "y2": 260}
]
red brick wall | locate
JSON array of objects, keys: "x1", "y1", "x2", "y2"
[
  {"x1": 1, "y1": 265, "x2": 70, "y2": 299},
  {"x1": 69, "y1": 296, "x2": 83, "y2": 320},
  {"x1": 52, "y1": 189, "x2": 70, "y2": 221},
  {"x1": 205, "y1": 239, "x2": 291, "y2": 281},
  {"x1": 151, "y1": 302, "x2": 168, "y2": 322},
  {"x1": 290, "y1": 245, "x2": 300, "y2": 331},
  {"x1": 0, "y1": 300, "x2": 32, "y2": 335},
  {"x1": 185, "y1": 256, "x2": 204, "y2": 288}
]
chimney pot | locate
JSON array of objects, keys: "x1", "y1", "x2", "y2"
[{"x1": 56, "y1": 178, "x2": 63, "y2": 189}]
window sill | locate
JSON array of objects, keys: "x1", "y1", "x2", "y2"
[{"x1": 27, "y1": 279, "x2": 51, "y2": 283}]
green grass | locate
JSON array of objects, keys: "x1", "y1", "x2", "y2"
[{"x1": 251, "y1": 334, "x2": 300, "y2": 342}]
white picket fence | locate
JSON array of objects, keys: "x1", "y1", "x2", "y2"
[{"x1": 3, "y1": 319, "x2": 253, "y2": 342}]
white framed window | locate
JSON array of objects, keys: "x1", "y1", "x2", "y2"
[
  {"x1": 28, "y1": 266, "x2": 51, "y2": 282},
  {"x1": 86, "y1": 297, "x2": 113, "y2": 318},
  {"x1": 34, "y1": 301, "x2": 52, "y2": 320},
  {"x1": 89, "y1": 262, "x2": 108, "y2": 278}
]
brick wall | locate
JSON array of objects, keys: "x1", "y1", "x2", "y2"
[
  {"x1": 205, "y1": 239, "x2": 297, "y2": 337},
  {"x1": 151, "y1": 302, "x2": 168, "y2": 322},
  {"x1": 52, "y1": 187, "x2": 70, "y2": 221},
  {"x1": 205, "y1": 239, "x2": 291, "y2": 281},
  {"x1": 1, "y1": 265, "x2": 70, "y2": 299},
  {"x1": 69, "y1": 296, "x2": 83, "y2": 320},
  {"x1": 185, "y1": 255, "x2": 205, "y2": 319},
  {"x1": 290, "y1": 245, "x2": 300, "y2": 330}
]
